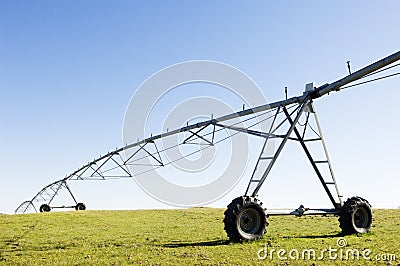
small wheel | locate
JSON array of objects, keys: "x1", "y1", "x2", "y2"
[
  {"x1": 39, "y1": 204, "x2": 51, "y2": 213},
  {"x1": 223, "y1": 196, "x2": 268, "y2": 242},
  {"x1": 339, "y1": 196, "x2": 373, "y2": 234},
  {"x1": 75, "y1": 203, "x2": 86, "y2": 211}
]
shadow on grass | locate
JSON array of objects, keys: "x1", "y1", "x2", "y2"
[
  {"x1": 162, "y1": 239, "x2": 230, "y2": 248},
  {"x1": 2, "y1": 219, "x2": 39, "y2": 252},
  {"x1": 162, "y1": 233, "x2": 346, "y2": 247},
  {"x1": 289, "y1": 232, "x2": 344, "y2": 239}
]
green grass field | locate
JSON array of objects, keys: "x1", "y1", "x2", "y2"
[{"x1": 0, "y1": 208, "x2": 399, "y2": 265}]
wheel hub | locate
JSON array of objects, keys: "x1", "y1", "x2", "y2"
[
  {"x1": 354, "y1": 207, "x2": 369, "y2": 228},
  {"x1": 239, "y1": 208, "x2": 261, "y2": 235}
]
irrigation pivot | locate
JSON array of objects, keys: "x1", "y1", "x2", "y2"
[{"x1": 16, "y1": 51, "x2": 400, "y2": 242}]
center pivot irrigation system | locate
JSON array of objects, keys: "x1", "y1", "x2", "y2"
[{"x1": 16, "y1": 51, "x2": 400, "y2": 242}]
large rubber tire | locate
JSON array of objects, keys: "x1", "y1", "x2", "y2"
[
  {"x1": 39, "y1": 204, "x2": 51, "y2": 213},
  {"x1": 223, "y1": 196, "x2": 268, "y2": 242},
  {"x1": 339, "y1": 196, "x2": 373, "y2": 234},
  {"x1": 75, "y1": 203, "x2": 86, "y2": 211}
]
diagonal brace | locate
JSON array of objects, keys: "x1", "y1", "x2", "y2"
[
  {"x1": 183, "y1": 125, "x2": 214, "y2": 145},
  {"x1": 283, "y1": 107, "x2": 340, "y2": 209},
  {"x1": 251, "y1": 102, "x2": 308, "y2": 197}
]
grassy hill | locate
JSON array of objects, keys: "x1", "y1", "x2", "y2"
[{"x1": 0, "y1": 208, "x2": 398, "y2": 265}]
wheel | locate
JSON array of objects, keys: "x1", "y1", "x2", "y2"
[
  {"x1": 75, "y1": 203, "x2": 86, "y2": 211},
  {"x1": 39, "y1": 204, "x2": 51, "y2": 213},
  {"x1": 339, "y1": 196, "x2": 373, "y2": 234},
  {"x1": 223, "y1": 196, "x2": 268, "y2": 242}
]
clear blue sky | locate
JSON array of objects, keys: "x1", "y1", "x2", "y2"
[{"x1": 1, "y1": 1, "x2": 400, "y2": 214}]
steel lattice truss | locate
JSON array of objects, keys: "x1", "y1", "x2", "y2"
[
  {"x1": 15, "y1": 103, "x2": 285, "y2": 213},
  {"x1": 15, "y1": 50, "x2": 400, "y2": 214}
]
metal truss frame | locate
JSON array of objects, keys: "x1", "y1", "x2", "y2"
[{"x1": 15, "y1": 50, "x2": 400, "y2": 215}]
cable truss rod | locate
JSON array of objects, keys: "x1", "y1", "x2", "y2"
[
  {"x1": 16, "y1": 50, "x2": 400, "y2": 214},
  {"x1": 312, "y1": 50, "x2": 400, "y2": 98},
  {"x1": 124, "y1": 51, "x2": 400, "y2": 151},
  {"x1": 53, "y1": 51, "x2": 400, "y2": 185}
]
